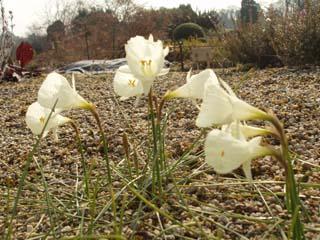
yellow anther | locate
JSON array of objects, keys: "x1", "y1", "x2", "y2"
[
  {"x1": 128, "y1": 79, "x2": 136, "y2": 87},
  {"x1": 140, "y1": 60, "x2": 146, "y2": 65},
  {"x1": 140, "y1": 60, "x2": 152, "y2": 66},
  {"x1": 140, "y1": 59, "x2": 153, "y2": 77},
  {"x1": 220, "y1": 150, "x2": 225, "y2": 157},
  {"x1": 39, "y1": 116, "x2": 46, "y2": 124}
]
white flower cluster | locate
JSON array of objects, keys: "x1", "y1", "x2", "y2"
[
  {"x1": 26, "y1": 34, "x2": 274, "y2": 180},
  {"x1": 26, "y1": 72, "x2": 91, "y2": 139},
  {"x1": 166, "y1": 69, "x2": 273, "y2": 180},
  {"x1": 112, "y1": 35, "x2": 274, "y2": 180}
]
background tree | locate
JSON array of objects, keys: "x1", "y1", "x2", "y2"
[
  {"x1": 104, "y1": 0, "x2": 140, "y2": 23},
  {"x1": 195, "y1": 10, "x2": 220, "y2": 32},
  {"x1": 240, "y1": 0, "x2": 260, "y2": 24},
  {"x1": 166, "y1": 4, "x2": 219, "y2": 38},
  {"x1": 172, "y1": 22, "x2": 205, "y2": 40},
  {"x1": 46, "y1": 20, "x2": 65, "y2": 51},
  {"x1": 218, "y1": 8, "x2": 239, "y2": 29},
  {"x1": 0, "y1": 0, "x2": 14, "y2": 69},
  {"x1": 25, "y1": 33, "x2": 47, "y2": 54}
]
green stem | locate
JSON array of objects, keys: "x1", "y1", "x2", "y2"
[
  {"x1": 148, "y1": 89, "x2": 162, "y2": 196},
  {"x1": 122, "y1": 133, "x2": 133, "y2": 179},
  {"x1": 70, "y1": 121, "x2": 90, "y2": 199},
  {"x1": 267, "y1": 114, "x2": 305, "y2": 239},
  {"x1": 157, "y1": 97, "x2": 168, "y2": 173},
  {"x1": 88, "y1": 105, "x2": 118, "y2": 235},
  {"x1": 34, "y1": 155, "x2": 57, "y2": 239}
]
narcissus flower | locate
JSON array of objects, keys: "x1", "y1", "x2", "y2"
[
  {"x1": 113, "y1": 65, "x2": 145, "y2": 98},
  {"x1": 114, "y1": 35, "x2": 169, "y2": 98},
  {"x1": 204, "y1": 129, "x2": 272, "y2": 180},
  {"x1": 196, "y1": 80, "x2": 269, "y2": 127},
  {"x1": 165, "y1": 69, "x2": 219, "y2": 99},
  {"x1": 26, "y1": 102, "x2": 71, "y2": 138},
  {"x1": 125, "y1": 34, "x2": 169, "y2": 81},
  {"x1": 38, "y1": 72, "x2": 92, "y2": 110}
]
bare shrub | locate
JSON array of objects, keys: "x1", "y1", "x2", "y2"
[{"x1": 270, "y1": 0, "x2": 320, "y2": 65}]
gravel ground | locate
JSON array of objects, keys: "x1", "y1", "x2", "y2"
[{"x1": 0, "y1": 66, "x2": 319, "y2": 239}]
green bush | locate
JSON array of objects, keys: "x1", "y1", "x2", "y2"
[{"x1": 172, "y1": 22, "x2": 205, "y2": 41}]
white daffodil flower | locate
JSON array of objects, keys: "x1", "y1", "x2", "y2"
[
  {"x1": 114, "y1": 34, "x2": 169, "y2": 98},
  {"x1": 204, "y1": 129, "x2": 272, "y2": 180},
  {"x1": 125, "y1": 35, "x2": 169, "y2": 81},
  {"x1": 220, "y1": 121, "x2": 272, "y2": 179},
  {"x1": 196, "y1": 80, "x2": 269, "y2": 127},
  {"x1": 26, "y1": 102, "x2": 71, "y2": 138},
  {"x1": 38, "y1": 72, "x2": 92, "y2": 110},
  {"x1": 113, "y1": 65, "x2": 144, "y2": 98},
  {"x1": 166, "y1": 69, "x2": 219, "y2": 99}
]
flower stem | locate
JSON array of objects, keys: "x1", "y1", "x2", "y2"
[
  {"x1": 157, "y1": 97, "x2": 170, "y2": 173},
  {"x1": 70, "y1": 121, "x2": 90, "y2": 199},
  {"x1": 267, "y1": 112, "x2": 305, "y2": 239},
  {"x1": 148, "y1": 89, "x2": 162, "y2": 196},
  {"x1": 122, "y1": 133, "x2": 133, "y2": 179},
  {"x1": 34, "y1": 155, "x2": 57, "y2": 239},
  {"x1": 88, "y1": 104, "x2": 118, "y2": 235}
]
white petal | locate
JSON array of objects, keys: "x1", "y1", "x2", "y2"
[
  {"x1": 196, "y1": 83, "x2": 233, "y2": 127},
  {"x1": 38, "y1": 72, "x2": 89, "y2": 110},
  {"x1": 247, "y1": 137, "x2": 269, "y2": 159},
  {"x1": 163, "y1": 46, "x2": 169, "y2": 57},
  {"x1": 52, "y1": 127, "x2": 59, "y2": 142},
  {"x1": 141, "y1": 79, "x2": 154, "y2": 95},
  {"x1": 125, "y1": 35, "x2": 168, "y2": 80},
  {"x1": 220, "y1": 79, "x2": 236, "y2": 97},
  {"x1": 171, "y1": 69, "x2": 219, "y2": 100},
  {"x1": 170, "y1": 84, "x2": 191, "y2": 99},
  {"x1": 125, "y1": 50, "x2": 143, "y2": 77},
  {"x1": 118, "y1": 65, "x2": 132, "y2": 73},
  {"x1": 205, "y1": 129, "x2": 251, "y2": 174},
  {"x1": 187, "y1": 69, "x2": 219, "y2": 99},
  {"x1": 157, "y1": 68, "x2": 170, "y2": 76},
  {"x1": 200, "y1": 69, "x2": 219, "y2": 85},
  {"x1": 72, "y1": 73, "x2": 76, "y2": 90},
  {"x1": 221, "y1": 123, "x2": 246, "y2": 141},
  {"x1": 186, "y1": 68, "x2": 192, "y2": 81},
  {"x1": 25, "y1": 102, "x2": 70, "y2": 137},
  {"x1": 126, "y1": 36, "x2": 147, "y2": 59},
  {"x1": 26, "y1": 102, "x2": 50, "y2": 135},
  {"x1": 242, "y1": 160, "x2": 253, "y2": 181},
  {"x1": 113, "y1": 67, "x2": 144, "y2": 98},
  {"x1": 196, "y1": 78, "x2": 268, "y2": 127},
  {"x1": 232, "y1": 96, "x2": 268, "y2": 121}
]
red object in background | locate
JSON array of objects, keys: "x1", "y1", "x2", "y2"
[{"x1": 16, "y1": 42, "x2": 34, "y2": 68}]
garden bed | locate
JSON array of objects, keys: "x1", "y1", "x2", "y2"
[{"x1": 0, "y1": 67, "x2": 319, "y2": 239}]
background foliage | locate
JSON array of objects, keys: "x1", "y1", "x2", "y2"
[{"x1": 17, "y1": 0, "x2": 320, "y2": 68}]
